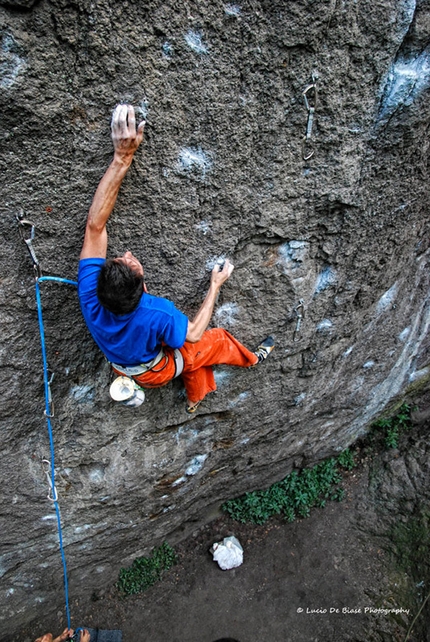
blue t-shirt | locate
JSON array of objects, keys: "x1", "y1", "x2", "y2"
[{"x1": 78, "y1": 258, "x2": 188, "y2": 365}]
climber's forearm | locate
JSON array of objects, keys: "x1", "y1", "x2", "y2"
[
  {"x1": 185, "y1": 260, "x2": 234, "y2": 343},
  {"x1": 80, "y1": 104, "x2": 145, "y2": 260},
  {"x1": 80, "y1": 157, "x2": 131, "y2": 259},
  {"x1": 186, "y1": 282, "x2": 220, "y2": 343}
]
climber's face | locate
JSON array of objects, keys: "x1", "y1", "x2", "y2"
[
  {"x1": 116, "y1": 251, "x2": 148, "y2": 293},
  {"x1": 117, "y1": 251, "x2": 144, "y2": 277}
]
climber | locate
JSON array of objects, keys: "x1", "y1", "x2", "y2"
[
  {"x1": 34, "y1": 628, "x2": 90, "y2": 642},
  {"x1": 78, "y1": 104, "x2": 274, "y2": 413}
]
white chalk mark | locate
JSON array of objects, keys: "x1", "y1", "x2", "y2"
[
  {"x1": 229, "y1": 391, "x2": 251, "y2": 408},
  {"x1": 135, "y1": 99, "x2": 149, "y2": 120},
  {"x1": 224, "y1": 4, "x2": 241, "y2": 16},
  {"x1": 214, "y1": 369, "x2": 231, "y2": 386},
  {"x1": 88, "y1": 468, "x2": 104, "y2": 483},
  {"x1": 317, "y1": 319, "x2": 333, "y2": 333},
  {"x1": 162, "y1": 42, "x2": 174, "y2": 58},
  {"x1": 0, "y1": 33, "x2": 25, "y2": 89},
  {"x1": 398, "y1": 327, "x2": 411, "y2": 342},
  {"x1": 184, "y1": 30, "x2": 208, "y2": 54},
  {"x1": 376, "y1": 283, "x2": 398, "y2": 313},
  {"x1": 278, "y1": 241, "x2": 307, "y2": 270},
  {"x1": 206, "y1": 255, "x2": 227, "y2": 271},
  {"x1": 294, "y1": 392, "x2": 306, "y2": 405},
  {"x1": 70, "y1": 384, "x2": 95, "y2": 402},
  {"x1": 185, "y1": 454, "x2": 208, "y2": 476},
  {"x1": 314, "y1": 267, "x2": 337, "y2": 294},
  {"x1": 176, "y1": 147, "x2": 212, "y2": 179},
  {"x1": 215, "y1": 302, "x2": 239, "y2": 327},
  {"x1": 195, "y1": 220, "x2": 211, "y2": 235}
]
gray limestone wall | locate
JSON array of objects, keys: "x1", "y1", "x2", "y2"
[{"x1": 0, "y1": 0, "x2": 429, "y2": 636}]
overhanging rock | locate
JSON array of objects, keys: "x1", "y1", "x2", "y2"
[{"x1": 0, "y1": 0, "x2": 429, "y2": 636}]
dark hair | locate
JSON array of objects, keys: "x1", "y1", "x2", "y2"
[{"x1": 97, "y1": 258, "x2": 144, "y2": 314}]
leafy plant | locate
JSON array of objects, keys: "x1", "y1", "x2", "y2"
[
  {"x1": 222, "y1": 454, "x2": 349, "y2": 525},
  {"x1": 372, "y1": 403, "x2": 412, "y2": 449},
  {"x1": 337, "y1": 448, "x2": 356, "y2": 470},
  {"x1": 117, "y1": 542, "x2": 177, "y2": 595}
]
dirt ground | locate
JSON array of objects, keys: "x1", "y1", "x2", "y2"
[
  {"x1": 17, "y1": 413, "x2": 430, "y2": 642},
  {"x1": 60, "y1": 464, "x2": 417, "y2": 642}
]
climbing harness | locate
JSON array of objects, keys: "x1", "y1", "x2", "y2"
[
  {"x1": 111, "y1": 348, "x2": 165, "y2": 377},
  {"x1": 302, "y1": 73, "x2": 318, "y2": 161},
  {"x1": 293, "y1": 299, "x2": 305, "y2": 342},
  {"x1": 112, "y1": 347, "x2": 184, "y2": 379},
  {"x1": 110, "y1": 347, "x2": 184, "y2": 406},
  {"x1": 17, "y1": 214, "x2": 78, "y2": 630}
]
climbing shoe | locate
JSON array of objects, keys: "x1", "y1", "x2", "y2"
[
  {"x1": 186, "y1": 400, "x2": 202, "y2": 414},
  {"x1": 254, "y1": 336, "x2": 275, "y2": 363}
]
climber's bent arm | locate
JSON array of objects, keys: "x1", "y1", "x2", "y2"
[
  {"x1": 80, "y1": 104, "x2": 145, "y2": 260},
  {"x1": 186, "y1": 260, "x2": 234, "y2": 343}
]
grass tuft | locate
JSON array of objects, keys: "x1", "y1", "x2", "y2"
[
  {"x1": 371, "y1": 403, "x2": 412, "y2": 449},
  {"x1": 117, "y1": 542, "x2": 177, "y2": 596}
]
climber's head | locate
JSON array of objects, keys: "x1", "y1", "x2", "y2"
[{"x1": 97, "y1": 251, "x2": 146, "y2": 314}]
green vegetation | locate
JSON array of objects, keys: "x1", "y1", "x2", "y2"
[
  {"x1": 222, "y1": 451, "x2": 356, "y2": 525},
  {"x1": 371, "y1": 403, "x2": 412, "y2": 449},
  {"x1": 336, "y1": 447, "x2": 356, "y2": 470},
  {"x1": 117, "y1": 542, "x2": 177, "y2": 595}
]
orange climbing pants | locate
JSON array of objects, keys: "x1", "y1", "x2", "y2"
[{"x1": 132, "y1": 328, "x2": 258, "y2": 404}]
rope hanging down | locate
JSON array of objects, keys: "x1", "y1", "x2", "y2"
[{"x1": 17, "y1": 214, "x2": 77, "y2": 631}]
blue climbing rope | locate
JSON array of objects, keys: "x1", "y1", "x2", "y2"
[
  {"x1": 16, "y1": 214, "x2": 83, "y2": 634},
  {"x1": 35, "y1": 276, "x2": 77, "y2": 630},
  {"x1": 39, "y1": 276, "x2": 78, "y2": 287}
]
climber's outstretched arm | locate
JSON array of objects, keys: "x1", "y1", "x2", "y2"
[
  {"x1": 186, "y1": 260, "x2": 234, "y2": 343},
  {"x1": 80, "y1": 104, "x2": 145, "y2": 260}
]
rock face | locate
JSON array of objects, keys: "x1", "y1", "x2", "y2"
[{"x1": 0, "y1": 0, "x2": 429, "y2": 636}]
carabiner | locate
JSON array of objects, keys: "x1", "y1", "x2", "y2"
[
  {"x1": 302, "y1": 77, "x2": 318, "y2": 161},
  {"x1": 302, "y1": 82, "x2": 317, "y2": 113},
  {"x1": 302, "y1": 137, "x2": 315, "y2": 161},
  {"x1": 43, "y1": 372, "x2": 55, "y2": 418},
  {"x1": 42, "y1": 459, "x2": 58, "y2": 502},
  {"x1": 16, "y1": 211, "x2": 42, "y2": 278},
  {"x1": 293, "y1": 299, "x2": 305, "y2": 342}
]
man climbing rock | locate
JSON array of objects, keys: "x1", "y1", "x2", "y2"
[{"x1": 78, "y1": 104, "x2": 274, "y2": 413}]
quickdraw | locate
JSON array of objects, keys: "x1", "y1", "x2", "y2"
[
  {"x1": 16, "y1": 210, "x2": 42, "y2": 278},
  {"x1": 42, "y1": 458, "x2": 58, "y2": 502},
  {"x1": 293, "y1": 299, "x2": 305, "y2": 342},
  {"x1": 302, "y1": 73, "x2": 318, "y2": 161}
]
